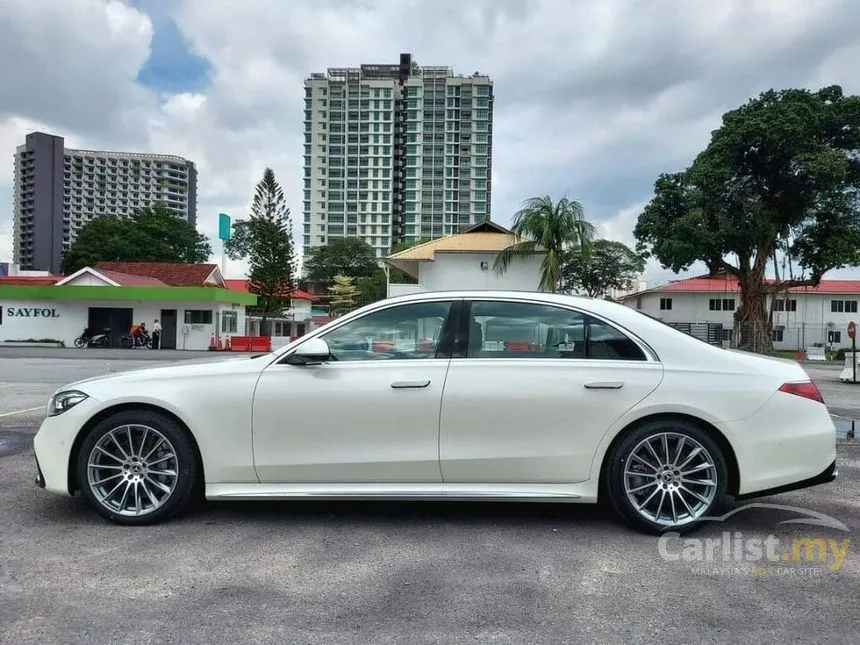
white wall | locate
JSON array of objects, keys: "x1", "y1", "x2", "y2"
[
  {"x1": 417, "y1": 252, "x2": 545, "y2": 292},
  {"x1": 625, "y1": 291, "x2": 859, "y2": 349},
  {"x1": 388, "y1": 283, "x2": 424, "y2": 298},
  {"x1": 0, "y1": 299, "x2": 246, "y2": 350}
]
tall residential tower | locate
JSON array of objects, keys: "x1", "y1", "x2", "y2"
[
  {"x1": 302, "y1": 53, "x2": 493, "y2": 259},
  {"x1": 13, "y1": 132, "x2": 198, "y2": 273}
]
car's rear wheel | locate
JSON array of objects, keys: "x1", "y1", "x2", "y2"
[
  {"x1": 605, "y1": 418, "x2": 728, "y2": 534},
  {"x1": 76, "y1": 410, "x2": 199, "y2": 525}
]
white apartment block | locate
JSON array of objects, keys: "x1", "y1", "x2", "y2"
[
  {"x1": 302, "y1": 52, "x2": 494, "y2": 260},
  {"x1": 13, "y1": 132, "x2": 197, "y2": 274},
  {"x1": 621, "y1": 273, "x2": 860, "y2": 349}
]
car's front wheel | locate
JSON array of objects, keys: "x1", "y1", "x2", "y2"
[
  {"x1": 76, "y1": 410, "x2": 199, "y2": 525},
  {"x1": 605, "y1": 418, "x2": 728, "y2": 534}
]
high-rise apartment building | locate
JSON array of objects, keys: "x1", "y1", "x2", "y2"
[
  {"x1": 13, "y1": 132, "x2": 198, "y2": 274},
  {"x1": 302, "y1": 53, "x2": 493, "y2": 259}
]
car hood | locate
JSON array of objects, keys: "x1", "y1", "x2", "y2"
[{"x1": 59, "y1": 353, "x2": 271, "y2": 393}]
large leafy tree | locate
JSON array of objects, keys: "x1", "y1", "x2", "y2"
[
  {"x1": 303, "y1": 238, "x2": 378, "y2": 284},
  {"x1": 225, "y1": 168, "x2": 297, "y2": 334},
  {"x1": 61, "y1": 202, "x2": 211, "y2": 274},
  {"x1": 494, "y1": 195, "x2": 596, "y2": 292},
  {"x1": 635, "y1": 86, "x2": 860, "y2": 351},
  {"x1": 560, "y1": 239, "x2": 645, "y2": 298}
]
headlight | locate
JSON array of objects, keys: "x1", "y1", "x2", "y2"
[{"x1": 48, "y1": 390, "x2": 89, "y2": 417}]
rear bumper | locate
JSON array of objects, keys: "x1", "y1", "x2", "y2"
[
  {"x1": 735, "y1": 460, "x2": 837, "y2": 500},
  {"x1": 725, "y1": 391, "x2": 837, "y2": 496}
]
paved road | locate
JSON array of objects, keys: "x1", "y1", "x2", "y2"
[
  {"x1": 2, "y1": 356, "x2": 860, "y2": 644},
  {"x1": 0, "y1": 346, "x2": 232, "y2": 361}
]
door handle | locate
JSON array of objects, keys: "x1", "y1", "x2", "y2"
[
  {"x1": 584, "y1": 381, "x2": 624, "y2": 389},
  {"x1": 391, "y1": 379, "x2": 431, "y2": 389}
]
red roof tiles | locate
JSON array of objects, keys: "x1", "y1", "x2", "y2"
[
  {"x1": 0, "y1": 276, "x2": 60, "y2": 285},
  {"x1": 224, "y1": 279, "x2": 316, "y2": 301},
  {"x1": 97, "y1": 269, "x2": 168, "y2": 287},
  {"x1": 653, "y1": 274, "x2": 860, "y2": 294},
  {"x1": 95, "y1": 262, "x2": 220, "y2": 287}
]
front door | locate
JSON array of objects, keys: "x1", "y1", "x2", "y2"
[
  {"x1": 252, "y1": 299, "x2": 458, "y2": 483},
  {"x1": 440, "y1": 299, "x2": 663, "y2": 484},
  {"x1": 88, "y1": 307, "x2": 133, "y2": 347},
  {"x1": 160, "y1": 309, "x2": 177, "y2": 349}
]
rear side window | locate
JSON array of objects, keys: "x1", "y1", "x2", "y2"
[{"x1": 466, "y1": 300, "x2": 646, "y2": 361}]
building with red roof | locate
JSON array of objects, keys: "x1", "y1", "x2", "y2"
[
  {"x1": 223, "y1": 278, "x2": 327, "y2": 340},
  {"x1": 618, "y1": 272, "x2": 860, "y2": 350},
  {"x1": 0, "y1": 263, "x2": 255, "y2": 350}
]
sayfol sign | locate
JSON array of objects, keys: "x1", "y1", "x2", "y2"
[
  {"x1": 849, "y1": 321, "x2": 856, "y2": 340},
  {"x1": 5, "y1": 306, "x2": 61, "y2": 318}
]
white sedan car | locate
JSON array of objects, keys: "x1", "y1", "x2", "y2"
[{"x1": 33, "y1": 291, "x2": 837, "y2": 534}]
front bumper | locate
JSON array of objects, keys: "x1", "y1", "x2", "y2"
[
  {"x1": 33, "y1": 396, "x2": 101, "y2": 496},
  {"x1": 35, "y1": 455, "x2": 45, "y2": 488}
]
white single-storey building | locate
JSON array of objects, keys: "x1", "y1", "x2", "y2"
[
  {"x1": 385, "y1": 220, "x2": 546, "y2": 296},
  {"x1": 620, "y1": 272, "x2": 860, "y2": 350},
  {"x1": 0, "y1": 262, "x2": 256, "y2": 350}
]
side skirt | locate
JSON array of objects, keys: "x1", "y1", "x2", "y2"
[{"x1": 205, "y1": 482, "x2": 598, "y2": 503}]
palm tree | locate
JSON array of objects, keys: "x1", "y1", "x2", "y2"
[{"x1": 493, "y1": 195, "x2": 596, "y2": 292}]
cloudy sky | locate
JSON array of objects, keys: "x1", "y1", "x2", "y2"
[{"x1": 2, "y1": 0, "x2": 859, "y2": 283}]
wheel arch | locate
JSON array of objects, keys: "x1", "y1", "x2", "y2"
[
  {"x1": 597, "y1": 412, "x2": 740, "y2": 500},
  {"x1": 67, "y1": 403, "x2": 205, "y2": 496}
]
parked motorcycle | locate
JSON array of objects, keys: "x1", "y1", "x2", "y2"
[
  {"x1": 120, "y1": 331, "x2": 152, "y2": 349},
  {"x1": 74, "y1": 328, "x2": 111, "y2": 348}
]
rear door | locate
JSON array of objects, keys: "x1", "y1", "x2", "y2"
[{"x1": 439, "y1": 298, "x2": 663, "y2": 484}]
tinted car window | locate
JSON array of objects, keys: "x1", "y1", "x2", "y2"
[
  {"x1": 322, "y1": 301, "x2": 453, "y2": 361},
  {"x1": 467, "y1": 300, "x2": 645, "y2": 361}
]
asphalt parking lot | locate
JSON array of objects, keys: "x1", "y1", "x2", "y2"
[{"x1": 2, "y1": 349, "x2": 860, "y2": 644}]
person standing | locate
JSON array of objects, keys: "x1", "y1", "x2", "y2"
[{"x1": 152, "y1": 318, "x2": 162, "y2": 349}]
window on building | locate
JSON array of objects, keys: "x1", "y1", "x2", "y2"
[
  {"x1": 708, "y1": 298, "x2": 735, "y2": 311},
  {"x1": 466, "y1": 301, "x2": 646, "y2": 361},
  {"x1": 221, "y1": 311, "x2": 238, "y2": 333},
  {"x1": 184, "y1": 310, "x2": 213, "y2": 324},
  {"x1": 828, "y1": 330, "x2": 842, "y2": 344},
  {"x1": 774, "y1": 298, "x2": 797, "y2": 312},
  {"x1": 659, "y1": 297, "x2": 673, "y2": 311},
  {"x1": 772, "y1": 329, "x2": 784, "y2": 342},
  {"x1": 831, "y1": 300, "x2": 859, "y2": 313},
  {"x1": 722, "y1": 328, "x2": 733, "y2": 342}
]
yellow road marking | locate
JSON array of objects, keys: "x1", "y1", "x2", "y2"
[{"x1": 0, "y1": 406, "x2": 44, "y2": 418}]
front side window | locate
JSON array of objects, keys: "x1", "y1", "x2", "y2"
[
  {"x1": 321, "y1": 301, "x2": 453, "y2": 361},
  {"x1": 466, "y1": 301, "x2": 646, "y2": 361}
]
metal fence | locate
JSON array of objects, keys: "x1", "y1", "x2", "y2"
[{"x1": 731, "y1": 322, "x2": 854, "y2": 354}]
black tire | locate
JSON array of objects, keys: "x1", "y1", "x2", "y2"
[
  {"x1": 74, "y1": 337, "x2": 86, "y2": 348},
  {"x1": 76, "y1": 410, "x2": 200, "y2": 525},
  {"x1": 603, "y1": 418, "x2": 728, "y2": 535}
]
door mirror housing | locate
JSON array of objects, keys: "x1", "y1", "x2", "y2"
[{"x1": 285, "y1": 337, "x2": 331, "y2": 365}]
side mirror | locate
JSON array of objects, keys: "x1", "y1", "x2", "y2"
[{"x1": 284, "y1": 337, "x2": 331, "y2": 365}]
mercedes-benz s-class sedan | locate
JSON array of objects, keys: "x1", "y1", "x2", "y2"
[{"x1": 33, "y1": 291, "x2": 837, "y2": 534}]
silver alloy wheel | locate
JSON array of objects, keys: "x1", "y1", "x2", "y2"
[
  {"x1": 623, "y1": 432, "x2": 718, "y2": 527},
  {"x1": 86, "y1": 424, "x2": 178, "y2": 516}
]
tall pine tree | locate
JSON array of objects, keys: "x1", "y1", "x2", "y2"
[{"x1": 226, "y1": 168, "x2": 296, "y2": 335}]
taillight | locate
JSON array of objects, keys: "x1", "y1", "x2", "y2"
[{"x1": 778, "y1": 381, "x2": 825, "y2": 404}]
